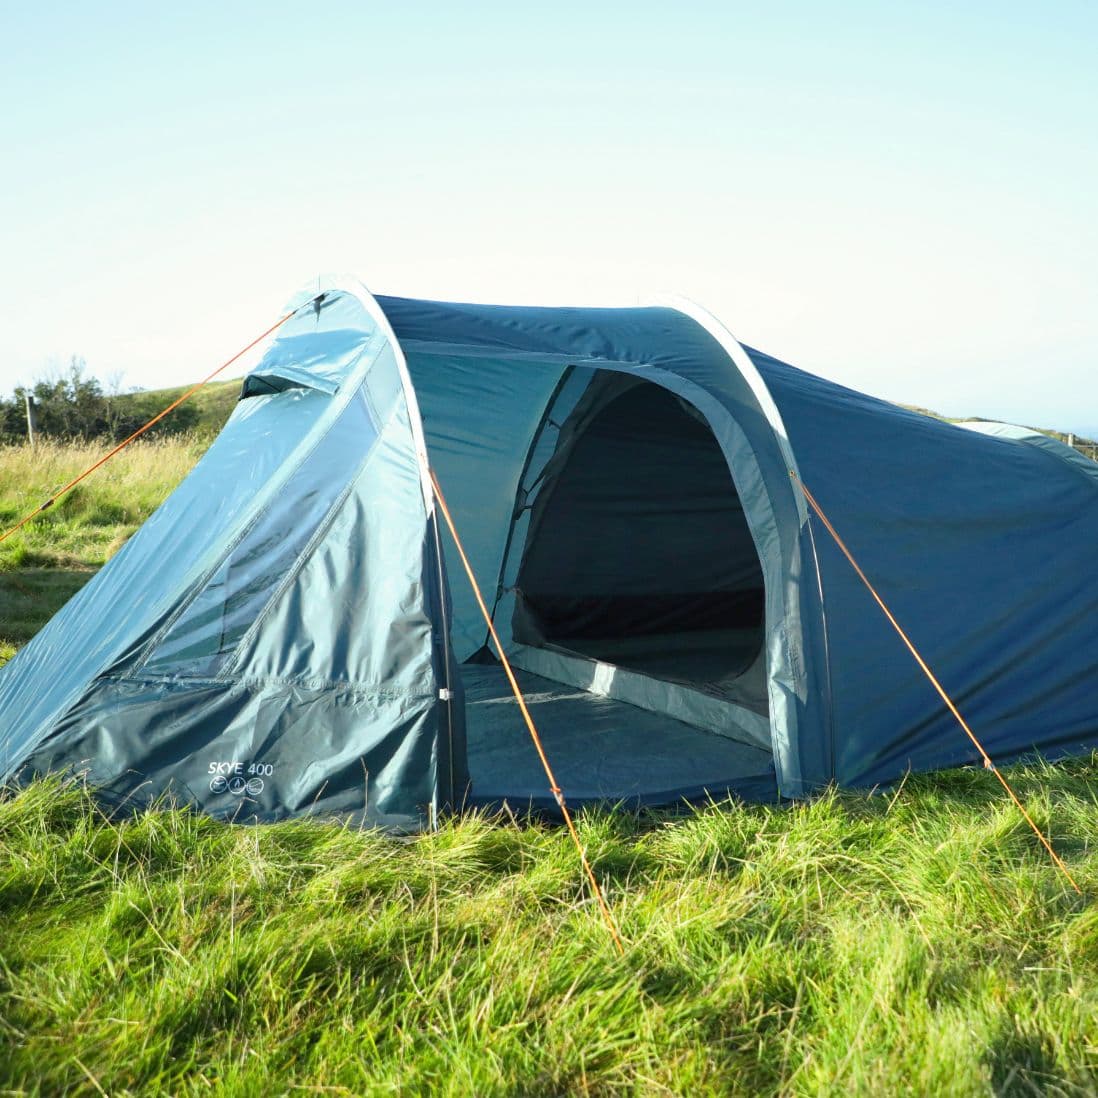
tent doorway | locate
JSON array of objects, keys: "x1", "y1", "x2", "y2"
[
  {"x1": 513, "y1": 377, "x2": 767, "y2": 707},
  {"x1": 462, "y1": 373, "x2": 776, "y2": 809}
]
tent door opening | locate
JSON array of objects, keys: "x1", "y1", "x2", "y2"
[
  {"x1": 459, "y1": 370, "x2": 777, "y2": 810},
  {"x1": 512, "y1": 375, "x2": 768, "y2": 708}
]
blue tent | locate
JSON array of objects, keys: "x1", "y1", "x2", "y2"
[{"x1": 2, "y1": 277, "x2": 1096, "y2": 828}]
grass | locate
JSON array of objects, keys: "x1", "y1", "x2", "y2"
[
  {"x1": 123, "y1": 377, "x2": 241, "y2": 440},
  {"x1": 1, "y1": 435, "x2": 1097, "y2": 1094},
  {"x1": 0, "y1": 765, "x2": 1096, "y2": 1095},
  {"x1": 0, "y1": 438, "x2": 203, "y2": 659}
]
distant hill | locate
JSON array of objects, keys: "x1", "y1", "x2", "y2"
[
  {"x1": 112, "y1": 377, "x2": 242, "y2": 439},
  {"x1": 0, "y1": 375, "x2": 244, "y2": 446}
]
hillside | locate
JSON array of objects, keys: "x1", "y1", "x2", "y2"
[
  {"x1": 131, "y1": 366, "x2": 1098, "y2": 453},
  {"x1": 12, "y1": 367, "x2": 1098, "y2": 455},
  {"x1": 901, "y1": 404, "x2": 1098, "y2": 453},
  {"x1": 114, "y1": 376, "x2": 242, "y2": 439}
]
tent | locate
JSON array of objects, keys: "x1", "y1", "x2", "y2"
[{"x1": 2, "y1": 277, "x2": 1097, "y2": 829}]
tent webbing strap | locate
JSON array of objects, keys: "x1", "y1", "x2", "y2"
[
  {"x1": 0, "y1": 306, "x2": 305, "y2": 549},
  {"x1": 430, "y1": 468, "x2": 627, "y2": 955},
  {"x1": 794, "y1": 473, "x2": 1082, "y2": 894}
]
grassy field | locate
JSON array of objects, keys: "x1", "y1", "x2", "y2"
[
  {"x1": 0, "y1": 438, "x2": 204, "y2": 662},
  {"x1": 1, "y1": 432, "x2": 1097, "y2": 1094}
]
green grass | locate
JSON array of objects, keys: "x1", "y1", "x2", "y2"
[
  {"x1": 0, "y1": 438, "x2": 203, "y2": 658},
  {"x1": 0, "y1": 766, "x2": 1096, "y2": 1095},
  {"x1": 2, "y1": 436, "x2": 1098, "y2": 1094}
]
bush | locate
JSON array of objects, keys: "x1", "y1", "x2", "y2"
[{"x1": 0, "y1": 357, "x2": 199, "y2": 444}]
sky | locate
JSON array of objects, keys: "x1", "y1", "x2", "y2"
[{"x1": 0, "y1": 1, "x2": 1095, "y2": 433}]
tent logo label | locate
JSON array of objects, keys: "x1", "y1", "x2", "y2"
[
  {"x1": 207, "y1": 760, "x2": 274, "y2": 777},
  {"x1": 207, "y1": 761, "x2": 273, "y2": 795}
]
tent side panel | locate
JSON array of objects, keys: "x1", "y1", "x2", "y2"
[
  {"x1": 22, "y1": 676, "x2": 437, "y2": 829},
  {"x1": 753, "y1": 348, "x2": 1098, "y2": 784},
  {"x1": 0, "y1": 292, "x2": 385, "y2": 781},
  {"x1": 0, "y1": 387, "x2": 340, "y2": 781},
  {"x1": 5, "y1": 285, "x2": 463, "y2": 827}
]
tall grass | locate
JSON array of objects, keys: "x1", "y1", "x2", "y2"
[
  {"x1": 0, "y1": 437, "x2": 202, "y2": 658},
  {"x1": 0, "y1": 437, "x2": 202, "y2": 563},
  {"x1": 0, "y1": 762, "x2": 1096, "y2": 1095}
]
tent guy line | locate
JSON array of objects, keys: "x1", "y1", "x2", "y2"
[
  {"x1": 792, "y1": 472, "x2": 1082, "y2": 894},
  {"x1": 430, "y1": 467, "x2": 626, "y2": 954},
  {"x1": 0, "y1": 306, "x2": 305, "y2": 549}
]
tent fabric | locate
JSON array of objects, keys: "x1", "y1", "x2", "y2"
[
  {"x1": 0, "y1": 287, "x2": 466, "y2": 828},
  {"x1": 750, "y1": 351, "x2": 1098, "y2": 785},
  {"x1": 1, "y1": 275, "x2": 1097, "y2": 830},
  {"x1": 956, "y1": 420, "x2": 1098, "y2": 487}
]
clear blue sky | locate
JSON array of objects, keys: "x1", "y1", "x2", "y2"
[{"x1": 1, "y1": 1, "x2": 1095, "y2": 432}]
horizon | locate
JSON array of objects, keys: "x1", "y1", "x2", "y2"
[
  {"x1": 8, "y1": 313, "x2": 1097, "y2": 445},
  {"x1": 1, "y1": 2, "x2": 1095, "y2": 435}
]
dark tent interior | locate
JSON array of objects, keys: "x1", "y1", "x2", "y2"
[{"x1": 515, "y1": 380, "x2": 766, "y2": 694}]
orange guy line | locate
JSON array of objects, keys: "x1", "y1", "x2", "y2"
[
  {"x1": 794, "y1": 472, "x2": 1081, "y2": 893},
  {"x1": 430, "y1": 468, "x2": 626, "y2": 954}
]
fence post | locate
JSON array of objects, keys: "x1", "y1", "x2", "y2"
[{"x1": 24, "y1": 393, "x2": 37, "y2": 449}]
